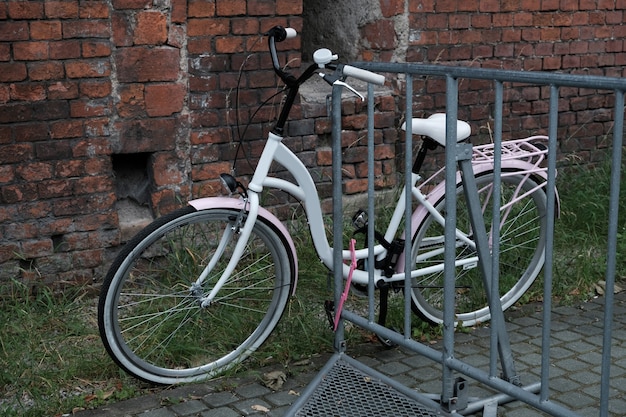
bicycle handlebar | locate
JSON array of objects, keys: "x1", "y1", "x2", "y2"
[
  {"x1": 342, "y1": 64, "x2": 385, "y2": 86},
  {"x1": 267, "y1": 26, "x2": 385, "y2": 87},
  {"x1": 266, "y1": 25, "x2": 385, "y2": 134}
]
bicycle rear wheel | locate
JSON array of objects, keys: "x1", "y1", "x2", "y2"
[
  {"x1": 98, "y1": 206, "x2": 294, "y2": 384},
  {"x1": 410, "y1": 171, "x2": 547, "y2": 326}
]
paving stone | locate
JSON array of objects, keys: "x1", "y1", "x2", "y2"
[
  {"x1": 554, "y1": 390, "x2": 596, "y2": 408},
  {"x1": 265, "y1": 390, "x2": 300, "y2": 407},
  {"x1": 75, "y1": 292, "x2": 626, "y2": 417},
  {"x1": 202, "y1": 391, "x2": 239, "y2": 408},
  {"x1": 234, "y1": 383, "x2": 271, "y2": 399},
  {"x1": 232, "y1": 398, "x2": 272, "y2": 416},
  {"x1": 200, "y1": 407, "x2": 240, "y2": 417},
  {"x1": 138, "y1": 408, "x2": 176, "y2": 417},
  {"x1": 374, "y1": 360, "x2": 410, "y2": 375},
  {"x1": 553, "y1": 357, "x2": 591, "y2": 373},
  {"x1": 169, "y1": 400, "x2": 208, "y2": 416}
]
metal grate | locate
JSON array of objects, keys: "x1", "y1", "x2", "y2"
[{"x1": 292, "y1": 356, "x2": 443, "y2": 417}]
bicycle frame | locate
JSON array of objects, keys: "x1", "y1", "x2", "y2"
[
  {"x1": 188, "y1": 26, "x2": 555, "y2": 305},
  {"x1": 191, "y1": 123, "x2": 553, "y2": 305}
]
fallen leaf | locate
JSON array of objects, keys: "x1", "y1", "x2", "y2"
[
  {"x1": 251, "y1": 404, "x2": 270, "y2": 412},
  {"x1": 262, "y1": 370, "x2": 287, "y2": 390},
  {"x1": 595, "y1": 280, "x2": 624, "y2": 295},
  {"x1": 288, "y1": 390, "x2": 300, "y2": 396}
]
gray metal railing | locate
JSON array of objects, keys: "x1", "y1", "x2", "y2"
[{"x1": 329, "y1": 62, "x2": 625, "y2": 416}]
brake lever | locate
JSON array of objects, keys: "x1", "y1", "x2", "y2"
[
  {"x1": 319, "y1": 73, "x2": 365, "y2": 101},
  {"x1": 333, "y1": 80, "x2": 364, "y2": 101}
]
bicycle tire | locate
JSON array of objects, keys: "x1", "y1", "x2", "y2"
[
  {"x1": 98, "y1": 206, "x2": 294, "y2": 384},
  {"x1": 410, "y1": 171, "x2": 548, "y2": 326}
]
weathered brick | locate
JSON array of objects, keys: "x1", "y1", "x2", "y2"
[
  {"x1": 0, "y1": 165, "x2": 13, "y2": 184},
  {"x1": 152, "y1": 152, "x2": 184, "y2": 186},
  {"x1": 28, "y1": 61, "x2": 64, "y2": 81},
  {"x1": 10, "y1": 83, "x2": 47, "y2": 101},
  {"x1": 0, "y1": 103, "x2": 32, "y2": 123},
  {"x1": 38, "y1": 179, "x2": 74, "y2": 198},
  {"x1": 248, "y1": 0, "x2": 276, "y2": 16},
  {"x1": 116, "y1": 83, "x2": 145, "y2": 118},
  {"x1": 50, "y1": 119, "x2": 84, "y2": 139},
  {"x1": 0, "y1": 44, "x2": 10, "y2": 61},
  {"x1": 13, "y1": 41, "x2": 50, "y2": 61},
  {"x1": 74, "y1": 175, "x2": 114, "y2": 194},
  {"x1": 79, "y1": 2, "x2": 110, "y2": 19},
  {"x1": 70, "y1": 98, "x2": 110, "y2": 118},
  {"x1": 171, "y1": 0, "x2": 187, "y2": 22},
  {"x1": 83, "y1": 117, "x2": 110, "y2": 138},
  {"x1": 115, "y1": 47, "x2": 181, "y2": 82},
  {"x1": 52, "y1": 193, "x2": 116, "y2": 217},
  {"x1": 144, "y1": 83, "x2": 186, "y2": 117},
  {"x1": 65, "y1": 59, "x2": 111, "y2": 78},
  {"x1": 380, "y1": 0, "x2": 405, "y2": 17},
  {"x1": 8, "y1": 1, "x2": 44, "y2": 19},
  {"x1": 167, "y1": 24, "x2": 186, "y2": 48},
  {"x1": 361, "y1": 20, "x2": 396, "y2": 50},
  {"x1": 215, "y1": 36, "x2": 245, "y2": 53},
  {"x1": 47, "y1": 81, "x2": 79, "y2": 100},
  {"x1": 14, "y1": 122, "x2": 49, "y2": 142},
  {"x1": 134, "y1": 11, "x2": 168, "y2": 45},
  {"x1": 16, "y1": 162, "x2": 53, "y2": 182},
  {"x1": 82, "y1": 40, "x2": 111, "y2": 58},
  {"x1": 1, "y1": 183, "x2": 38, "y2": 204},
  {"x1": 44, "y1": 1, "x2": 79, "y2": 18},
  {"x1": 216, "y1": 0, "x2": 246, "y2": 16},
  {"x1": 188, "y1": 0, "x2": 216, "y2": 17},
  {"x1": 30, "y1": 20, "x2": 62, "y2": 40},
  {"x1": 191, "y1": 160, "x2": 232, "y2": 181},
  {"x1": 49, "y1": 40, "x2": 81, "y2": 59},
  {"x1": 21, "y1": 239, "x2": 54, "y2": 259},
  {"x1": 111, "y1": 11, "x2": 132, "y2": 47},
  {"x1": 231, "y1": 17, "x2": 260, "y2": 35},
  {"x1": 56, "y1": 160, "x2": 84, "y2": 178},
  {"x1": 34, "y1": 139, "x2": 72, "y2": 160},
  {"x1": 62, "y1": 19, "x2": 111, "y2": 39},
  {"x1": 0, "y1": 63, "x2": 27, "y2": 82},
  {"x1": 112, "y1": 0, "x2": 152, "y2": 9},
  {"x1": 277, "y1": 0, "x2": 303, "y2": 15},
  {"x1": 188, "y1": 18, "x2": 230, "y2": 36},
  {"x1": 0, "y1": 21, "x2": 29, "y2": 42},
  {"x1": 79, "y1": 80, "x2": 112, "y2": 98},
  {"x1": 116, "y1": 118, "x2": 178, "y2": 153}
]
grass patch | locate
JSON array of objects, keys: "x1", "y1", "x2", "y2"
[
  {"x1": 1, "y1": 155, "x2": 624, "y2": 415},
  {"x1": 0, "y1": 281, "x2": 152, "y2": 416},
  {"x1": 525, "y1": 155, "x2": 626, "y2": 304}
]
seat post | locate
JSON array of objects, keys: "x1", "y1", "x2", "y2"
[{"x1": 412, "y1": 138, "x2": 439, "y2": 174}]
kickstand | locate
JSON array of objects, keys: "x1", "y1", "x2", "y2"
[{"x1": 376, "y1": 285, "x2": 397, "y2": 348}]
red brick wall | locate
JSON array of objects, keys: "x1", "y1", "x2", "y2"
[
  {"x1": 1, "y1": 0, "x2": 625, "y2": 287},
  {"x1": 356, "y1": 0, "x2": 625, "y2": 160},
  {"x1": 0, "y1": 0, "x2": 306, "y2": 287}
]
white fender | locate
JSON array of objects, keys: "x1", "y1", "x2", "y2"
[{"x1": 188, "y1": 197, "x2": 298, "y2": 294}]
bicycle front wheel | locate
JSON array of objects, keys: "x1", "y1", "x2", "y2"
[
  {"x1": 98, "y1": 206, "x2": 294, "y2": 384},
  {"x1": 411, "y1": 171, "x2": 548, "y2": 326}
]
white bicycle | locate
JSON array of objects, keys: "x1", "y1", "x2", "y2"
[{"x1": 98, "y1": 27, "x2": 556, "y2": 384}]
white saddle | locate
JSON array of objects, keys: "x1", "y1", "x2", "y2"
[{"x1": 401, "y1": 113, "x2": 471, "y2": 147}]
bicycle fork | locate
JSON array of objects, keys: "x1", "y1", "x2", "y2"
[{"x1": 192, "y1": 193, "x2": 261, "y2": 308}]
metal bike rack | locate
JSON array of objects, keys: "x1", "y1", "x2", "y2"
[{"x1": 287, "y1": 63, "x2": 626, "y2": 417}]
